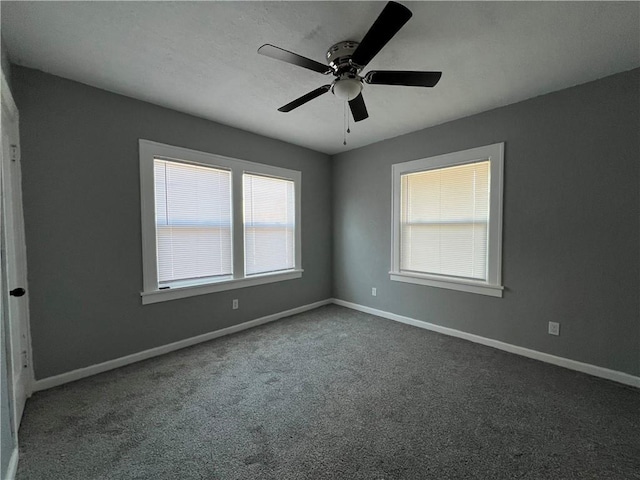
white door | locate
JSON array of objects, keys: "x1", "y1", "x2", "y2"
[{"x1": 1, "y1": 72, "x2": 32, "y2": 433}]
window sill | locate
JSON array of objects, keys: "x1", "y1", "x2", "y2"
[
  {"x1": 389, "y1": 271, "x2": 503, "y2": 298},
  {"x1": 141, "y1": 269, "x2": 304, "y2": 305}
]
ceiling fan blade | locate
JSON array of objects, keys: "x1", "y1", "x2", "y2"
[
  {"x1": 349, "y1": 93, "x2": 369, "y2": 122},
  {"x1": 258, "y1": 44, "x2": 332, "y2": 75},
  {"x1": 278, "y1": 85, "x2": 332, "y2": 112},
  {"x1": 350, "y1": 2, "x2": 412, "y2": 68},
  {"x1": 364, "y1": 70, "x2": 442, "y2": 87}
]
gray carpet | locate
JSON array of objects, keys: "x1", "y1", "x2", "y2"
[{"x1": 16, "y1": 305, "x2": 640, "y2": 479}]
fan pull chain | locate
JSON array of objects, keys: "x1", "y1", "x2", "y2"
[
  {"x1": 343, "y1": 101, "x2": 347, "y2": 145},
  {"x1": 342, "y1": 101, "x2": 352, "y2": 146}
]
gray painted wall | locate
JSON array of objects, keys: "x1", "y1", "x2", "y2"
[
  {"x1": 332, "y1": 69, "x2": 640, "y2": 376},
  {"x1": 9, "y1": 64, "x2": 640, "y2": 382},
  {"x1": 13, "y1": 66, "x2": 332, "y2": 380}
]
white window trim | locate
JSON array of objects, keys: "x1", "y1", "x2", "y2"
[
  {"x1": 390, "y1": 143, "x2": 504, "y2": 297},
  {"x1": 139, "y1": 139, "x2": 302, "y2": 305}
]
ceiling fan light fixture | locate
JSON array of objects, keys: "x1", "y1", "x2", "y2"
[{"x1": 332, "y1": 77, "x2": 362, "y2": 101}]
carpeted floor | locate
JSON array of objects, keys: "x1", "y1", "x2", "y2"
[{"x1": 16, "y1": 305, "x2": 640, "y2": 479}]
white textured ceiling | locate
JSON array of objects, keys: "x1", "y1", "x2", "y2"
[{"x1": 2, "y1": 1, "x2": 639, "y2": 155}]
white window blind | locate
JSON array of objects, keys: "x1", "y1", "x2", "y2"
[
  {"x1": 154, "y1": 159, "x2": 232, "y2": 285},
  {"x1": 243, "y1": 173, "x2": 295, "y2": 275},
  {"x1": 400, "y1": 161, "x2": 490, "y2": 280}
]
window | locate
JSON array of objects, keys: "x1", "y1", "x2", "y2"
[
  {"x1": 154, "y1": 159, "x2": 232, "y2": 285},
  {"x1": 390, "y1": 143, "x2": 504, "y2": 297},
  {"x1": 140, "y1": 140, "x2": 302, "y2": 304},
  {"x1": 243, "y1": 173, "x2": 295, "y2": 275}
]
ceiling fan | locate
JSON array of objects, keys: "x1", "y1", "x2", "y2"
[{"x1": 257, "y1": 1, "x2": 442, "y2": 123}]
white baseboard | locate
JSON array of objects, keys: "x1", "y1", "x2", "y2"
[
  {"x1": 4, "y1": 447, "x2": 18, "y2": 480},
  {"x1": 332, "y1": 298, "x2": 640, "y2": 389},
  {"x1": 30, "y1": 297, "x2": 640, "y2": 392},
  {"x1": 33, "y1": 299, "x2": 332, "y2": 392}
]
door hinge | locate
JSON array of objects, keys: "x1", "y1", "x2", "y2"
[
  {"x1": 10, "y1": 144, "x2": 19, "y2": 162},
  {"x1": 22, "y1": 350, "x2": 28, "y2": 369}
]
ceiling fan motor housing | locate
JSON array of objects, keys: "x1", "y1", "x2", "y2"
[{"x1": 326, "y1": 41, "x2": 360, "y2": 73}]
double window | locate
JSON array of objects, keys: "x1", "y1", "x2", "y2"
[
  {"x1": 140, "y1": 140, "x2": 301, "y2": 304},
  {"x1": 391, "y1": 143, "x2": 504, "y2": 297}
]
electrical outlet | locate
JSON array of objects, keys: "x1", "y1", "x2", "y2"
[
  {"x1": 232, "y1": 299, "x2": 239, "y2": 310},
  {"x1": 372, "y1": 287, "x2": 377, "y2": 296},
  {"x1": 548, "y1": 321, "x2": 560, "y2": 336}
]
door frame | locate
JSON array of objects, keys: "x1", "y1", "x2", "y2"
[{"x1": 1, "y1": 68, "x2": 33, "y2": 435}]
